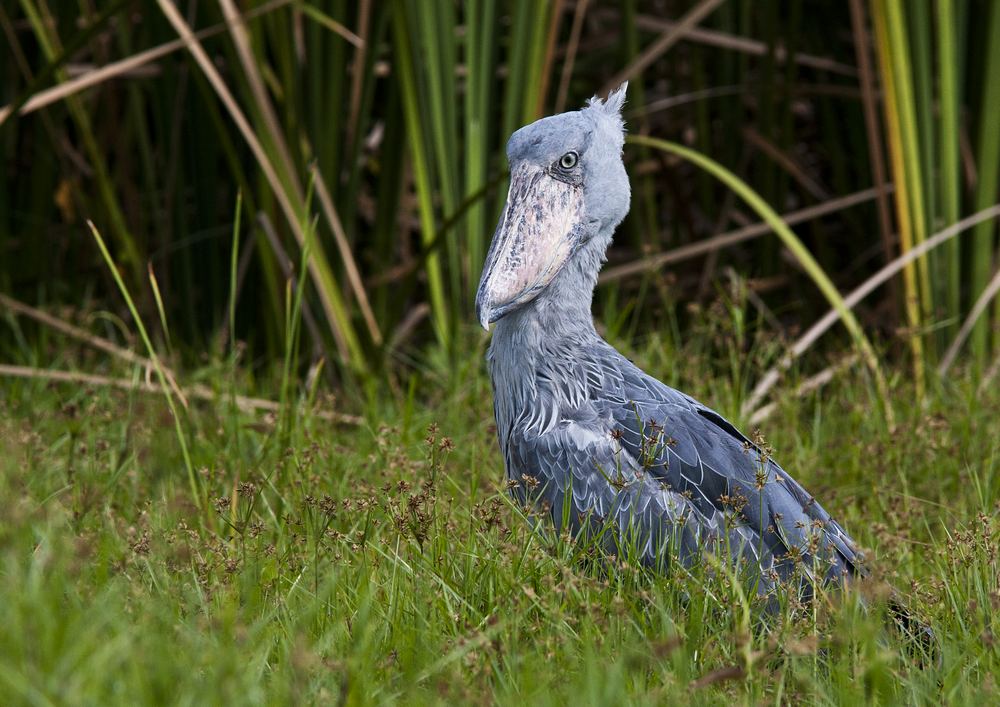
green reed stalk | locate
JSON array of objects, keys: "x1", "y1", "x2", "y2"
[
  {"x1": 871, "y1": 0, "x2": 926, "y2": 396},
  {"x1": 937, "y1": 0, "x2": 962, "y2": 341},
  {"x1": 392, "y1": 2, "x2": 450, "y2": 350},
  {"x1": 970, "y1": 1, "x2": 1000, "y2": 359}
]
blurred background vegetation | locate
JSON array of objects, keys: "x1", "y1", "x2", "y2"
[{"x1": 2, "y1": 0, "x2": 999, "y2": 406}]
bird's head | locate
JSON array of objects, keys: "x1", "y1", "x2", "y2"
[{"x1": 475, "y1": 83, "x2": 631, "y2": 330}]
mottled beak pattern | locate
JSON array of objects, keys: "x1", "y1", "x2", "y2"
[{"x1": 475, "y1": 164, "x2": 585, "y2": 329}]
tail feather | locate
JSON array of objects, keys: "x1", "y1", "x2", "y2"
[{"x1": 888, "y1": 597, "x2": 939, "y2": 667}]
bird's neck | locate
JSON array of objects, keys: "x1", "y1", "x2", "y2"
[
  {"x1": 489, "y1": 232, "x2": 608, "y2": 365},
  {"x1": 486, "y1": 233, "x2": 611, "y2": 441}
]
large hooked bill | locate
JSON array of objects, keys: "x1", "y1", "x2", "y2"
[{"x1": 475, "y1": 164, "x2": 586, "y2": 329}]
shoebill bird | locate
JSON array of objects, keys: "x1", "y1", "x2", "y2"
[{"x1": 476, "y1": 84, "x2": 866, "y2": 605}]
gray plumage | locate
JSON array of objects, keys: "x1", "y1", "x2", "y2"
[{"x1": 475, "y1": 85, "x2": 863, "y2": 601}]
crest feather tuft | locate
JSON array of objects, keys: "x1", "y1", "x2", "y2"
[{"x1": 584, "y1": 82, "x2": 628, "y2": 142}]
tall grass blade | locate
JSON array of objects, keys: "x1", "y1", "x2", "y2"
[
  {"x1": 312, "y1": 168, "x2": 383, "y2": 346},
  {"x1": 147, "y1": 263, "x2": 172, "y2": 356},
  {"x1": 89, "y1": 221, "x2": 201, "y2": 509}
]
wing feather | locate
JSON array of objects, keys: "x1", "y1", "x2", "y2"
[
  {"x1": 595, "y1": 345, "x2": 864, "y2": 586},
  {"x1": 496, "y1": 340, "x2": 862, "y2": 600}
]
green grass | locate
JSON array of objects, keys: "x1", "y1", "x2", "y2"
[{"x1": 1, "y1": 325, "x2": 998, "y2": 705}]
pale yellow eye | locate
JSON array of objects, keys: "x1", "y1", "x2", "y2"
[{"x1": 559, "y1": 151, "x2": 578, "y2": 169}]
